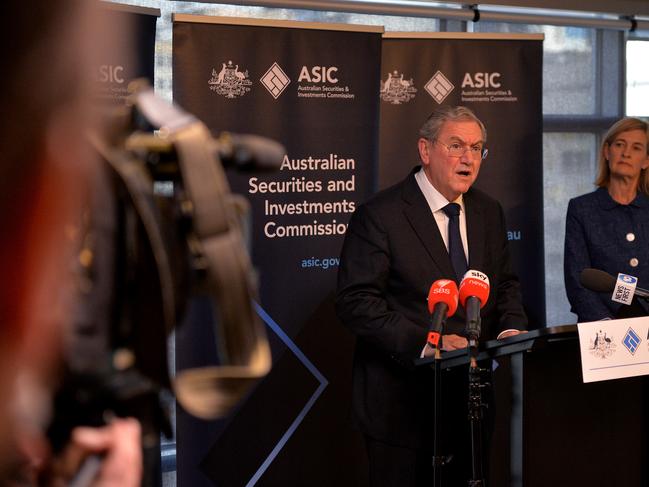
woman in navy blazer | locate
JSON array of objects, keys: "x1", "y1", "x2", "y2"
[{"x1": 564, "y1": 117, "x2": 649, "y2": 322}]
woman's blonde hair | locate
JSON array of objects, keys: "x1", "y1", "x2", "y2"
[{"x1": 595, "y1": 117, "x2": 649, "y2": 195}]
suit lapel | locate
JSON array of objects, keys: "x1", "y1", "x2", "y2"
[
  {"x1": 401, "y1": 173, "x2": 456, "y2": 279},
  {"x1": 464, "y1": 189, "x2": 485, "y2": 272}
]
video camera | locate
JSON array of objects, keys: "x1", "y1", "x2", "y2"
[{"x1": 46, "y1": 80, "x2": 276, "y2": 484}]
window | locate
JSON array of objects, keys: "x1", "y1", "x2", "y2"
[
  {"x1": 475, "y1": 23, "x2": 597, "y2": 115},
  {"x1": 626, "y1": 40, "x2": 649, "y2": 116},
  {"x1": 542, "y1": 133, "x2": 598, "y2": 325}
]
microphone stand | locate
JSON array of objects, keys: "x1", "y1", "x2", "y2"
[
  {"x1": 465, "y1": 300, "x2": 487, "y2": 487},
  {"x1": 430, "y1": 305, "x2": 452, "y2": 487}
]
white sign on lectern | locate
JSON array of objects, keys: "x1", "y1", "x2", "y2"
[{"x1": 578, "y1": 316, "x2": 649, "y2": 383}]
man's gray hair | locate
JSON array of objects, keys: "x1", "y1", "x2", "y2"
[{"x1": 419, "y1": 105, "x2": 487, "y2": 143}]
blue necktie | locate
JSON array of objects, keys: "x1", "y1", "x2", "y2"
[{"x1": 442, "y1": 203, "x2": 468, "y2": 282}]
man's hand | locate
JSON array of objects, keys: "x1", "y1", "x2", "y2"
[
  {"x1": 497, "y1": 329, "x2": 528, "y2": 339},
  {"x1": 441, "y1": 334, "x2": 468, "y2": 351},
  {"x1": 50, "y1": 418, "x2": 142, "y2": 487}
]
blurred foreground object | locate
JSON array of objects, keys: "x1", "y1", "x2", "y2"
[{"x1": 47, "y1": 81, "x2": 275, "y2": 483}]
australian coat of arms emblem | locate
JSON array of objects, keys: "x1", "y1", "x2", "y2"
[
  {"x1": 380, "y1": 70, "x2": 417, "y2": 105},
  {"x1": 589, "y1": 330, "x2": 616, "y2": 359},
  {"x1": 208, "y1": 60, "x2": 252, "y2": 98}
]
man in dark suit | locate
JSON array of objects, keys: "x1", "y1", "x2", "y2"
[{"x1": 336, "y1": 106, "x2": 527, "y2": 486}]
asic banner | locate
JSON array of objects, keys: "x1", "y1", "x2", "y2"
[
  {"x1": 94, "y1": 3, "x2": 158, "y2": 106},
  {"x1": 173, "y1": 15, "x2": 382, "y2": 486},
  {"x1": 379, "y1": 33, "x2": 545, "y2": 328}
]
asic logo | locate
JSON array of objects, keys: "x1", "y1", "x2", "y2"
[
  {"x1": 298, "y1": 66, "x2": 338, "y2": 83},
  {"x1": 425, "y1": 71, "x2": 454, "y2": 104},
  {"x1": 462, "y1": 72, "x2": 501, "y2": 88},
  {"x1": 623, "y1": 328, "x2": 641, "y2": 355},
  {"x1": 261, "y1": 63, "x2": 290, "y2": 99},
  {"x1": 97, "y1": 65, "x2": 124, "y2": 83}
]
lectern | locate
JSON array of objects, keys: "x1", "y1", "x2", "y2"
[{"x1": 418, "y1": 325, "x2": 649, "y2": 487}]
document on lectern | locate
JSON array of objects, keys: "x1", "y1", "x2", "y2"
[{"x1": 577, "y1": 316, "x2": 649, "y2": 383}]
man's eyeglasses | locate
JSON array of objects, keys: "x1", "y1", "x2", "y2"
[{"x1": 434, "y1": 140, "x2": 488, "y2": 160}]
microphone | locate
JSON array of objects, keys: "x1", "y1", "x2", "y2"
[
  {"x1": 459, "y1": 270, "x2": 490, "y2": 342},
  {"x1": 579, "y1": 268, "x2": 616, "y2": 293},
  {"x1": 579, "y1": 268, "x2": 649, "y2": 300},
  {"x1": 426, "y1": 279, "x2": 459, "y2": 350}
]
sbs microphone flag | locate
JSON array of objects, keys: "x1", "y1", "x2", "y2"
[{"x1": 426, "y1": 279, "x2": 459, "y2": 348}]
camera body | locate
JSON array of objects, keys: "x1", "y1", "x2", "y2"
[{"x1": 47, "y1": 83, "x2": 273, "y2": 484}]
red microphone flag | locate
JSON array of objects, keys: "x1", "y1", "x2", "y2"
[
  {"x1": 459, "y1": 270, "x2": 490, "y2": 308},
  {"x1": 427, "y1": 279, "x2": 459, "y2": 315}
]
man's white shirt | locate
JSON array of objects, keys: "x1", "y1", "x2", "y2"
[{"x1": 415, "y1": 168, "x2": 517, "y2": 345}]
